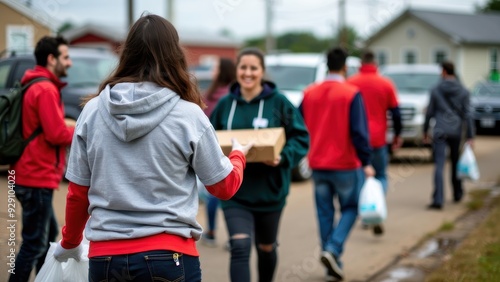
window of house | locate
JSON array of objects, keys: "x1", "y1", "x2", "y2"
[
  {"x1": 6, "y1": 25, "x2": 34, "y2": 54},
  {"x1": 491, "y1": 48, "x2": 498, "y2": 71},
  {"x1": 434, "y1": 50, "x2": 447, "y2": 63},
  {"x1": 404, "y1": 50, "x2": 417, "y2": 64},
  {"x1": 377, "y1": 51, "x2": 387, "y2": 66}
]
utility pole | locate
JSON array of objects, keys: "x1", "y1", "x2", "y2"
[
  {"x1": 265, "y1": 0, "x2": 276, "y2": 53},
  {"x1": 338, "y1": 0, "x2": 347, "y2": 48},
  {"x1": 127, "y1": 0, "x2": 134, "y2": 28},
  {"x1": 167, "y1": 0, "x2": 175, "y2": 25}
]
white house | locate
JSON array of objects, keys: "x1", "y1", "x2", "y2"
[{"x1": 365, "y1": 8, "x2": 500, "y2": 88}]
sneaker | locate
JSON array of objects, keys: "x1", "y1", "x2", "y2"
[
  {"x1": 320, "y1": 251, "x2": 344, "y2": 281},
  {"x1": 325, "y1": 269, "x2": 342, "y2": 282},
  {"x1": 373, "y1": 224, "x2": 384, "y2": 236},
  {"x1": 427, "y1": 203, "x2": 443, "y2": 210},
  {"x1": 201, "y1": 233, "x2": 217, "y2": 248}
]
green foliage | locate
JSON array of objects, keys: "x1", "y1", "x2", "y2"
[
  {"x1": 244, "y1": 26, "x2": 361, "y2": 55},
  {"x1": 478, "y1": 0, "x2": 500, "y2": 12},
  {"x1": 57, "y1": 21, "x2": 74, "y2": 35}
]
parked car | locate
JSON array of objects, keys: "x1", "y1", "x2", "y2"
[
  {"x1": 0, "y1": 47, "x2": 118, "y2": 122},
  {"x1": 264, "y1": 53, "x2": 361, "y2": 181},
  {"x1": 380, "y1": 64, "x2": 441, "y2": 147},
  {"x1": 470, "y1": 81, "x2": 500, "y2": 133}
]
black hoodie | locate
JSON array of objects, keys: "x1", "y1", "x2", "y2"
[{"x1": 423, "y1": 78, "x2": 474, "y2": 139}]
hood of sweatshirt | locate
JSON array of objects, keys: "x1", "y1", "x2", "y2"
[
  {"x1": 437, "y1": 78, "x2": 463, "y2": 97},
  {"x1": 21, "y1": 65, "x2": 67, "y2": 90},
  {"x1": 97, "y1": 82, "x2": 180, "y2": 142},
  {"x1": 229, "y1": 80, "x2": 278, "y2": 102}
]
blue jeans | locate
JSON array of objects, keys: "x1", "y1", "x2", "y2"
[
  {"x1": 312, "y1": 169, "x2": 364, "y2": 264},
  {"x1": 372, "y1": 146, "x2": 389, "y2": 194},
  {"x1": 9, "y1": 186, "x2": 58, "y2": 282},
  {"x1": 206, "y1": 194, "x2": 219, "y2": 233},
  {"x1": 89, "y1": 250, "x2": 201, "y2": 282}
]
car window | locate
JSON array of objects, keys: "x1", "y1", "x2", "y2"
[
  {"x1": 473, "y1": 83, "x2": 500, "y2": 96},
  {"x1": 12, "y1": 60, "x2": 35, "y2": 85},
  {"x1": 66, "y1": 57, "x2": 117, "y2": 87},
  {"x1": 385, "y1": 73, "x2": 440, "y2": 94},
  {"x1": 0, "y1": 61, "x2": 13, "y2": 88},
  {"x1": 266, "y1": 65, "x2": 317, "y2": 91}
]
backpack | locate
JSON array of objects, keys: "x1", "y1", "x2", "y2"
[{"x1": 0, "y1": 77, "x2": 48, "y2": 165}]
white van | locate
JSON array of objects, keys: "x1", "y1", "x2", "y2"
[
  {"x1": 265, "y1": 53, "x2": 360, "y2": 180},
  {"x1": 265, "y1": 53, "x2": 360, "y2": 107}
]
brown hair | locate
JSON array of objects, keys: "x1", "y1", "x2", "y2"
[
  {"x1": 85, "y1": 14, "x2": 203, "y2": 108},
  {"x1": 361, "y1": 49, "x2": 375, "y2": 64},
  {"x1": 441, "y1": 61, "x2": 455, "y2": 76},
  {"x1": 205, "y1": 58, "x2": 236, "y2": 100},
  {"x1": 236, "y1": 47, "x2": 266, "y2": 71}
]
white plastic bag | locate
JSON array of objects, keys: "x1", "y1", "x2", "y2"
[
  {"x1": 358, "y1": 177, "x2": 387, "y2": 225},
  {"x1": 35, "y1": 239, "x2": 90, "y2": 282},
  {"x1": 457, "y1": 143, "x2": 480, "y2": 181},
  {"x1": 34, "y1": 243, "x2": 64, "y2": 282}
]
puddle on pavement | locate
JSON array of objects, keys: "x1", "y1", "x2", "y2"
[
  {"x1": 414, "y1": 238, "x2": 457, "y2": 258},
  {"x1": 380, "y1": 266, "x2": 425, "y2": 282}
]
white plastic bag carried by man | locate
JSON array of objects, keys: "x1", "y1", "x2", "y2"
[
  {"x1": 35, "y1": 239, "x2": 89, "y2": 282},
  {"x1": 358, "y1": 177, "x2": 387, "y2": 225},
  {"x1": 457, "y1": 143, "x2": 480, "y2": 182}
]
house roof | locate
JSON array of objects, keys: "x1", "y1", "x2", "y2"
[
  {"x1": 61, "y1": 23, "x2": 243, "y2": 48},
  {"x1": 366, "y1": 8, "x2": 500, "y2": 45},
  {"x1": 0, "y1": 0, "x2": 57, "y2": 31}
]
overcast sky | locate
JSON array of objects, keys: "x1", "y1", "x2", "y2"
[{"x1": 30, "y1": 0, "x2": 487, "y2": 40}]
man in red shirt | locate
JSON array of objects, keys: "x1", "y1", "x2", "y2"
[
  {"x1": 348, "y1": 50, "x2": 402, "y2": 236},
  {"x1": 9, "y1": 36, "x2": 74, "y2": 282},
  {"x1": 301, "y1": 47, "x2": 375, "y2": 282}
]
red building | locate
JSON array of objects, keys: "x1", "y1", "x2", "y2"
[{"x1": 61, "y1": 23, "x2": 242, "y2": 67}]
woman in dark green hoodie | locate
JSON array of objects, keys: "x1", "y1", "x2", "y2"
[{"x1": 210, "y1": 48, "x2": 309, "y2": 282}]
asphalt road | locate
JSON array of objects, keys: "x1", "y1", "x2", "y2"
[{"x1": 1, "y1": 135, "x2": 499, "y2": 282}]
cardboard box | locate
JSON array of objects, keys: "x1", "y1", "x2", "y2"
[{"x1": 215, "y1": 127, "x2": 285, "y2": 162}]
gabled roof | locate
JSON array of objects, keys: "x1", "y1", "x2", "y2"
[
  {"x1": 61, "y1": 23, "x2": 242, "y2": 48},
  {"x1": 366, "y1": 8, "x2": 500, "y2": 45},
  {"x1": 61, "y1": 23, "x2": 126, "y2": 43},
  {"x1": 0, "y1": 0, "x2": 57, "y2": 31}
]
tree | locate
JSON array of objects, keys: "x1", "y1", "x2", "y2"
[
  {"x1": 57, "y1": 22, "x2": 74, "y2": 35},
  {"x1": 244, "y1": 26, "x2": 362, "y2": 57},
  {"x1": 477, "y1": 0, "x2": 500, "y2": 12}
]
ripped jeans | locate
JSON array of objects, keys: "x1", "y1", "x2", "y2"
[{"x1": 223, "y1": 208, "x2": 282, "y2": 282}]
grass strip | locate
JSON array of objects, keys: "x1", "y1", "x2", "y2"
[{"x1": 426, "y1": 194, "x2": 500, "y2": 282}]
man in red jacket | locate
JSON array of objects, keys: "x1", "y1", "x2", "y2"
[
  {"x1": 301, "y1": 47, "x2": 375, "y2": 282},
  {"x1": 348, "y1": 50, "x2": 402, "y2": 236},
  {"x1": 9, "y1": 36, "x2": 74, "y2": 282}
]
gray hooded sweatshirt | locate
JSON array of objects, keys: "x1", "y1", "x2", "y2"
[
  {"x1": 424, "y1": 78, "x2": 474, "y2": 139},
  {"x1": 65, "y1": 82, "x2": 233, "y2": 242}
]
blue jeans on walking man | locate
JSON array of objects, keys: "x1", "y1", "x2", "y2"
[
  {"x1": 9, "y1": 185, "x2": 58, "y2": 282},
  {"x1": 313, "y1": 169, "x2": 364, "y2": 265},
  {"x1": 371, "y1": 146, "x2": 389, "y2": 194}
]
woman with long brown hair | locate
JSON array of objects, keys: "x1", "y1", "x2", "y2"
[{"x1": 51, "y1": 14, "x2": 252, "y2": 282}]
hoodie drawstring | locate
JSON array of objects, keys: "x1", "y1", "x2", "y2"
[{"x1": 227, "y1": 99, "x2": 265, "y2": 131}]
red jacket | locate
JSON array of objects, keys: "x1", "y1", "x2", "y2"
[
  {"x1": 11, "y1": 66, "x2": 74, "y2": 188},
  {"x1": 348, "y1": 64, "x2": 399, "y2": 148},
  {"x1": 302, "y1": 80, "x2": 362, "y2": 170}
]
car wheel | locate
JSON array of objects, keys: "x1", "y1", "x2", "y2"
[{"x1": 292, "y1": 157, "x2": 312, "y2": 181}]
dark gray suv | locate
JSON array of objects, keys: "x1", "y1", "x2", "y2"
[{"x1": 0, "y1": 47, "x2": 118, "y2": 121}]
